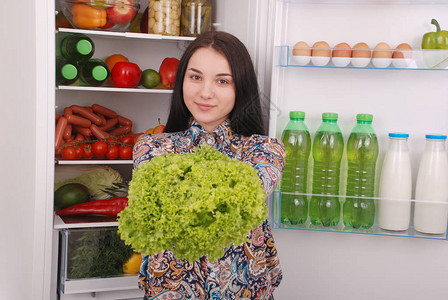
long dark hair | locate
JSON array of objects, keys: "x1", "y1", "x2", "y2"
[{"x1": 164, "y1": 30, "x2": 264, "y2": 136}]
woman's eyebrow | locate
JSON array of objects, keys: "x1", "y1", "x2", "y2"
[{"x1": 187, "y1": 68, "x2": 232, "y2": 77}]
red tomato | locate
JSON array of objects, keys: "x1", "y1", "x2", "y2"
[
  {"x1": 83, "y1": 144, "x2": 94, "y2": 159},
  {"x1": 74, "y1": 145, "x2": 83, "y2": 159},
  {"x1": 92, "y1": 141, "x2": 108, "y2": 157},
  {"x1": 106, "y1": 137, "x2": 119, "y2": 147},
  {"x1": 62, "y1": 146, "x2": 77, "y2": 160},
  {"x1": 111, "y1": 62, "x2": 142, "y2": 88},
  {"x1": 120, "y1": 134, "x2": 134, "y2": 146},
  {"x1": 106, "y1": 146, "x2": 120, "y2": 160},
  {"x1": 158, "y1": 57, "x2": 180, "y2": 89},
  {"x1": 119, "y1": 146, "x2": 133, "y2": 159},
  {"x1": 106, "y1": 0, "x2": 137, "y2": 25}
]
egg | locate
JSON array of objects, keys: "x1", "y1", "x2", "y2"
[
  {"x1": 293, "y1": 41, "x2": 311, "y2": 57},
  {"x1": 332, "y1": 42, "x2": 352, "y2": 58},
  {"x1": 393, "y1": 43, "x2": 413, "y2": 59},
  {"x1": 352, "y1": 42, "x2": 371, "y2": 58},
  {"x1": 373, "y1": 42, "x2": 393, "y2": 59},
  {"x1": 312, "y1": 41, "x2": 331, "y2": 57}
]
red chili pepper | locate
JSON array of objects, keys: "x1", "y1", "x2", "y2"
[{"x1": 56, "y1": 197, "x2": 128, "y2": 216}]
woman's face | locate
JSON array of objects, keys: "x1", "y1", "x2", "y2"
[{"x1": 183, "y1": 47, "x2": 236, "y2": 133}]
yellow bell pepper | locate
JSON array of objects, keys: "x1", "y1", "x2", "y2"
[{"x1": 71, "y1": 4, "x2": 107, "y2": 29}]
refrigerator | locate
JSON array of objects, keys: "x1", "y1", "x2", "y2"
[{"x1": 2, "y1": 0, "x2": 448, "y2": 299}]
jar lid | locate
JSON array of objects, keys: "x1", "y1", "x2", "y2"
[
  {"x1": 389, "y1": 132, "x2": 409, "y2": 138},
  {"x1": 426, "y1": 134, "x2": 447, "y2": 140}
]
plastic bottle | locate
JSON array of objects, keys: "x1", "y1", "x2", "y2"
[
  {"x1": 59, "y1": 33, "x2": 95, "y2": 61},
  {"x1": 280, "y1": 111, "x2": 312, "y2": 225},
  {"x1": 343, "y1": 114, "x2": 379, "y2": 229},
  {"x1": 309, "y1": 112, "x2": 344, "y2": 227},
  {"x1": 414, "y1": 134, "x2": 448, "y2": 234},
  {"x1": 56, "y1": 58, "x2": 78, "y2": 86},
  {"x1": 378, "y1": 133, "x2": 412, "y2": 231},
  {"x1": 78, "y1": 59, "x2": 110, "y2": 87}
]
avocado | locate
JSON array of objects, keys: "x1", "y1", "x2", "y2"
[{"x1": 54, "y1": 183, "x2": 90, "y2": 210}]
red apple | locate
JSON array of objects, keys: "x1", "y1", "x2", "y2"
[{"x1": 106, "y1": 0, "x2": 136, "y2": 25}]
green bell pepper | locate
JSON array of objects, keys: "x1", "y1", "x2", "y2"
[{"x1": 422, "y1": 19, "x2": 448, "y2": 49}]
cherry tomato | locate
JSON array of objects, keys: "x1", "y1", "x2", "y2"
[
  {"x1": 92, "y1": 141, "x2": 108, "y2": 157},
  {"x1": 62, "y1": 146, "x2": 77, "y2": 160},
  {"x1": 120, "y1": 134, "x2": 134, "y2": 146},
  {"x1": 119, "y1": 146, "x2": 133, "y2": 160},
  {"x1": 83, "y1": 144, "x2": 94, "y2": 159},
  {"x1": 106, "y1": 146, "x2": 120, "y2": 160},
  {"x1": 106, "y1": 137, "x2": 119, "y2": 147},
  {"x1": 74, "y1": 145, "x2": 83, "y2": 159}
]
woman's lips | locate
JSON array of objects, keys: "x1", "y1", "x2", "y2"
[{"x1": 196, "y1": 103, "x2": 215, "y2": 111}]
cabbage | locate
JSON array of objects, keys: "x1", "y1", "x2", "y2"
[
  {"x1": 118, "y1": 145, "x2": 267, "y2": 262},
  {"x1": 55, "y1": 165, "x2": 124, "y2": 200}
]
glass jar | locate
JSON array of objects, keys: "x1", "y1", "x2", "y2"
[
  {"x1": 148, "y1": 0, "x2": 180, "y2": 36},
  {"x1": 180, "y1": 0, "x2": 212, "y2": 37}
]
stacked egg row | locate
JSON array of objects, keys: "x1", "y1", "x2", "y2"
[{"x1": 292, "y1": 41, "x2": 413, "y2": 68}]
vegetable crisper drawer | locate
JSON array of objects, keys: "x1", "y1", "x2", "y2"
[{"x1": 59, "y1": 227, "x2": 142, "y2": 296}]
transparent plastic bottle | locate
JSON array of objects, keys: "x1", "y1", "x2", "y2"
[
  {"x1": 78, "y1": 59, "x2": 110, "y2": 87},
  {"x1": 414, "y1": 134, "x2": 448, "y2": 234},
  {"x1": 56, "y1": 58, "x2": 78, "y2": 86},
  {"x1": 309, "y1": 112, "x2": 344, "y2": 227},
  {"x1": 59, "y1": 33, "x2": 95, "y2": 61},
  {"x1": 280, "y1": 111, "x2": 312, "y2": 225},
  {"x1": 343, "y1": 114, "x2": 379, "y2": 229},
  {"x1": 378, "y1": 133, "x2": 412, "y2": 231}
]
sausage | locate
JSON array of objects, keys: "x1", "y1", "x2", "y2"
[
  {"x1": 56, "y1": 113, "x2": 62, "y2": 121},
  {"x1": 64, "y1": 107, "x2": 73, "y2": 116},
  {"x1": 74, "y1": 126, "x2": 92, "y2": 137},
  {"x1": 117, "y1": 115, "x2": 133, "y2": 127},
  {"x1": 92, "y1": 104, "x2": 118, "y2": 119},
  {"x1": 71, "y1": 105, "x2": 103, "y2": 125},
  {"x1": 63, "y1": 124, "x2": 72, "y2": 141},
  {"x1": 55, "y1": 116, "x2": 68, "y2": 150},
  {"x1": 74, "y1": 133, "x2": 84, "y2": 142},
  {"x1": 66, "y1": 114, "x2": 91, "y2": 128},
  {"x1": 98, "y1": 117, "x2": 118, "y2": 131},
  {"x1": 97, "y1": 113, "x2": 107, "y2": 126},
  {"x1": 109, "y1": 125, "x2": 132, "y2": 136},
  {"x1": 90, "y1": 124, "x2": 111, "y2": 139}
]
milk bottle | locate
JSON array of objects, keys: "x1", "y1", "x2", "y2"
[
  {"x1": 378, "y1": 133, "x2": 412, "y2": 231},
  {"x1": 414, "y1": 134, "x2": 448, "y2": 234}
]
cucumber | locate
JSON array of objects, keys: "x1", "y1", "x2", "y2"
[{"x1": 54, "y1": 183, "x2": 90, "y2": 210}]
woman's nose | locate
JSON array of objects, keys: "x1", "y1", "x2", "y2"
[{"x1": 200, "y1": 80, "x2": 214, "y2": 99}]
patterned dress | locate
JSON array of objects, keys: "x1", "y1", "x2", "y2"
[{"x1": 133, "y1": 119, "x2": 285, "y2": 300}]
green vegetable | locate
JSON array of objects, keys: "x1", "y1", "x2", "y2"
[
  {"x1": 118, "y1": 145, "x2": 267, "y2": 262},
  {"x1": 422, "y1": 19, "x2": 448, "y2": 49},
  {"x1": 68, "y1": 228, "x2": 133, "y2": 279},
  {"x1": 54, "y1": 183, "x2": 90, "y2": 210},
  {"x1": 55, "y1": 165, "x2": 124, "y2": 200}
]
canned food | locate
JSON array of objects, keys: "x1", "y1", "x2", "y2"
[
  {"x1": 148, "y1": 0, "x2": 180, "y2": 36},
  {"x1": 180, "y1": 0, "x2": 212, "y2": 37}
]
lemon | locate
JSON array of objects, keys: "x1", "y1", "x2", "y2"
[
  {"x1": 140, "y1": 69, "x2": 161, "y2": 89},
  {"x1": 122, "y1": 253, "x2": 142, "y2": 274}
]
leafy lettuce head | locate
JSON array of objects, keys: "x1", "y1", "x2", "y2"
[{"x1": 118, "y1": 145, "x2": 267, "y2": 262}]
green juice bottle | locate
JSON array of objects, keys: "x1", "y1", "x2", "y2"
[
  {"x1": 280, "y1": 111, "x2": 312, "y2": 225},
  {"x1": 59, "y1": 33, "x2": 95, "y2": 61},
  {"x1": 343, "y1": 114, "x2": 379, "y2": 229},
  {"x1": 309, "y1": 112, "x2": 344, "y2": 227},
  {"x1": 78, "y1": 59, "x2": 110, "y2": 87}
]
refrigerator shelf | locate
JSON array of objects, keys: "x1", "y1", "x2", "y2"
[
  {"x1": 271, "y1": 191, "x2": 448, "y2": 241},
  {"x1": 281, "y1": 0, "x2": 448, "y2": 5},
  {"x1": 277, "y1": 45, "x2": 448, "y2": 70},
  {"x1": 57, "y1": 85, "x2": 174, "y2": 94},
  {"x1": 54, "y1": 214, "x2": 118, "y2": 229},
  {"x1": 56, "y1": 159, "x2": 133, "y2": 165}
]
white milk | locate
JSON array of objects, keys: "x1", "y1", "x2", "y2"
[
  {"x1": 414, "y1": 135, "x2": 448, "y2": 235},
  {"x1": 378, "y1": 133, "x2": 412, "y2": 231}
]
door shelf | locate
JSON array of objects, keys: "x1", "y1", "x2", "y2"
[
  {"x1": 277, "y1": 45, "x2": 448, "y2": 71},
  {"x1": 270, "y1": 191, "x2": 448, "y2": 241}
]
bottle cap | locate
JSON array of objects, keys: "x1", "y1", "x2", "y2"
[
  {"x1": 290, "y1": 111, "x2": 305, "y2": 120},
  {"x1": 389, "y1": 132, "x2": 409, "y2": 138},
  {"x1": 357, "y1": 113, "x2": 373, "y2": 122},
  {"x1": 426, "y1": 134, "x2": 447, "y2": 140},
  {"x1": 92, "y1": 66, "x2": 108, "y2": 81},
  {"x1": 76, "y1": 40, "x2": 93, "y2": 56},
  {"x1": 322, "y1": 112, "x2": 338, "y2": 121},
  {"x1": 61, "y1": 63, "x2": 77, "y2": 80}
]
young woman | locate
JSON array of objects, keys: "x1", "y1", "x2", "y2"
[{"x1": 133, "y1": 30, "x2": 285, "y2": 300}]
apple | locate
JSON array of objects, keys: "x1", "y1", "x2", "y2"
[{"x1": 106, "y1": 0, "x2": 136, "y2": 25}]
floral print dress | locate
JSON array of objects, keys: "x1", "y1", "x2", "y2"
[{"x1": 133, "y1": 119, "x2": 285, "y2": 300}]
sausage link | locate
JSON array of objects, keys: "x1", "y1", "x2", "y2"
[
  {"x1": 117, "y1": 115, "x2": 133, "y2": 127},
  {"x1": 109, "y1": 125, "x2": 132, "y2": 136},
  {"x1": 92, "y1": 104, "x2": 118, "y2": 118},
  {"x1": 55, "y1": 116, "x2": 68, "y2": 150},
  {"x1": 74, "y1": 126, "x2": 92, "y2": 137},
  {"x1": 71, "y1": 105, "x2": 103, "y2": 125},
  {"x1": 90, "y1": 124, "x2": 111, "y2": 139},
  {"x1": 63, "y1": 124, "x2": 72, "y2": 140},
  {"x1": 66, "y1": 114, "x2": 91, "y2": 128},
  {"x1": 98, "y1": 117, "x2": 118, "y2": 131}
]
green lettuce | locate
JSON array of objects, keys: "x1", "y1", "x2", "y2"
[{"x1": 118, "y1": 145, "x2": 267, "y2": 262}]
